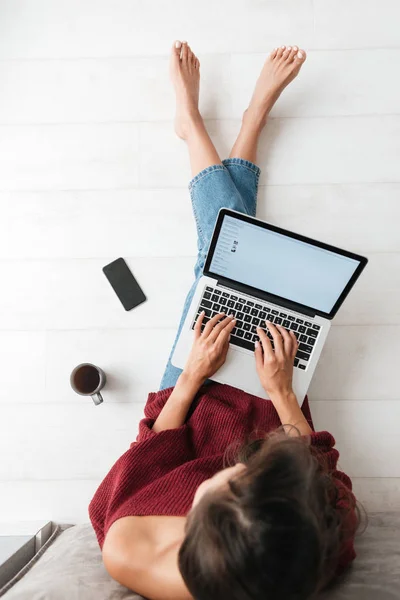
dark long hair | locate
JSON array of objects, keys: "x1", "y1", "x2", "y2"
[{"x1": 178, "y1": 430, "x2": 360, "y2": 600}]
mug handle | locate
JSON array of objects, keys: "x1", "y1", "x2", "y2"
[{"x1": 91, "y1": 392, "x2": 103, "y2": 406}]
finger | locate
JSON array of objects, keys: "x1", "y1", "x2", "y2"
[
  {"x1": 202, "y1": 312, "x2": 226, "y2": 337},
  {"x1": 257, "y1": 326, "x2": 274, "y2": 361},
  {"x1": 215, "y1": 316, "x2": 237, "y2": 346},
  {"x1": 209, "y1": 314, "x2": 235, "y2": 343},
  {"x1": 289, "y1": 330, "x2": 299, "y2": 360},
  {"x1": 276, "y1": 324, "x2": 292, "y2": 355},
  {"x1": 254, "y1": 339, "x2": 264, "y2": 371},
  {"x1": 266, "y1": 322, "x2": 284, "y2": 359},
  {"x1": 194, "y1": 311, "x2": 204, "y2": 338}
]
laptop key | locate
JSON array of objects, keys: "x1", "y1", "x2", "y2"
[
  {"x1": 236, "y1": 312, "x2": 244, "y2": 320},
  {"x1": 231, "y1": 295, "x2": 238, "y2": 301},
  {"x1": 293, "y1": 331, "x2": 300, "y2": 340},
  {"x1": 220, "y1": 297, "x2": 227, "y2": 306},
  {"x1": 235, "y1": 302, "x2": 244, "y2": 311},
  {"x1": 250, "y1": 308, "x2": 258, "y2": 316},
  {"x1": 271, "y1": 310, "x2": 279, "y2": 315},
  {"x1": 307, "y1": 328, "x2": 318, "y2": 338},
  {"x1": 298, "y1": 364, "x2": 306, "y2": 370},
  {"x1": 299, "y1": 343, "x2": 313, "y2": 354},
  {"x1": 230, "y1": 335, "x2": 254, "y2": 351},
  {"x1": 243, "y1": 323, "x2": 251, "y2": 331},
  {"x1": 253, "y1": 334, "x2": 260, "y2": 343},
  {"x1": 308, "y1": 337, "x2": 315, "y2": 346},
  {"x1": 290, "y1": 322, "x2": 298, "y2": 331},
  {"x1": 288, "y1": 315, "x2": 295, "y2": 321},
  {"x1": 247, "y1": 301, "x2": 254, "y2": 307},
  {"x1": 206, "y1": 286, "x2": 213, "y2": 292},
  {"x1": 244, "y1": 331, "x2": 252, "y2": 341},
  {"x1": 300, "y1": 334, "x2": 308, "y2": 343},
  {"x1": 201, "y1": 300, "x2": 212, "y2": 309},
  {"x1": 227, "y1": 300, "x2": 235, "y2": 308},
  {"x1": 298, "y1": 325, "x2": 306, "y2": 333},
  {"x1": 214, "y1": 289, "x2": 222, "y2": 295},
  {"x1": 296, "y1": 318, "x2": 304, "y2": 324},
  {"x1": 244, "y1": 314, "x2": 252, "y2": 323},
  {"x1": 259, "y1": 311, "x2": 266, "y2": 320},
  {"x1": 222, "y1": 292, "x2": 230, "y2": 298},
  {"x1": 280, "y1": 312, "x2": 287, "y2": 319},
  {"x1": 305, "y1": 321, "x2": 312, "y2": 327},
  {"x1": 203, "y1": 292, "x2": 211, "y2": 300},
  {"x1": 243, "y1": 305, "x2": 251, "y2": 314},
  {"x1": 274, "y1": 317, "x2": 283, "y2": 325},
  {"x1": 264, "y1": 307, "x2": 271, "y2": 313},
  {"x1": 296, "y1": 350, "x2": 310, "y2": 361},
  {"x1": 212, "y1": 303, "x2": 220, "y2": 311},
  {"x1": 211, "y1": 294, "x2": 219, "y2": 302},
  {"x1": 237, "y1": 329, "x2": 245, "y2": 338},
  {"x1": 282, "y1": 320, "x2": 291, "y2": 328},
  {"x1": 236, "y1": 320, "x2": 244, "y2": 329},
  {"x1": 252, "y1": 317, "x2": 260, "y2": 326},
  {"x1": 312, "y1": 324, "x2": 321, "y2": 330},
  {"x1": 255, "y1": 304, "x2": 262, "y2": 310},
  {"x1": 294, "y1": 358, "x2": 299, "y2": 367},
  {"x1": 251, "y1": 325, "x2": 257, "y2": 334},
  {"x1": 239, "y1": 297, "x2": 246, "y2": 304},
  {"x1": 266, "y1": 314, "x2": 274, "y2": 322}
]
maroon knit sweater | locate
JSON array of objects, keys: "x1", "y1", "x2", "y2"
[{"x1": 89, "y1": 383, "x2": 357, "y2": 573}]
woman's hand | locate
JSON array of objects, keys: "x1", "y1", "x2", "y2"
[
  {"x1": 254, "y1": 321, "x2": 298, "y2": 398},
  {"x1": 183, "y1": 311, "x2": 236, "y2": 385}
]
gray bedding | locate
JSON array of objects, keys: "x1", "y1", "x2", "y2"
[{"x1": 1, "y1": 513, "x2": 399, "y2": 599}]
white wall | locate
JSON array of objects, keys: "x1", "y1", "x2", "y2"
[{"x1": 0, "y1": 0, "x2": 399, "y2": 523}]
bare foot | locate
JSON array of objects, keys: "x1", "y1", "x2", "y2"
[
  {"x1": 170, "y1": 40, "x2": 201, "y2": 139},
  {"x1": 246, "y1": 45, "x2": 307, "y2": 128}
]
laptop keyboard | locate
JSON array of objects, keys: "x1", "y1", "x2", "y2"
[{"x1": 192, "y1": 286, "x2": 322, "y2": 370}]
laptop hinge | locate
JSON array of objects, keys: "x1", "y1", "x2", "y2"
[{"x1": 215, "y1": 279, "x2": 317, "y2": 318}]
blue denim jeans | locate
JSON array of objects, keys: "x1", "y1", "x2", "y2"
[{"x1": 159, "y1": 158, "x2": 261, "y2": 390}]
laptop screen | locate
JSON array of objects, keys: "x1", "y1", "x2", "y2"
[{"x1": 208, "y1": 214, "x2": 361, "y2": 314}]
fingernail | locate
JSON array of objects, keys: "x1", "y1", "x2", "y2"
[
  {"x1": 287, "y1": 46, "x2": 292, "y2": 50},
  {"x1": 201, "y1": 310, "x2": 205, "y2": 315},
  {"x1": 255, "y1": 340, "x2": 259, "y2": 348},
  {"x1": 293, "y1": 46, "x2": 298, "y2": 51},
  {"x1": 175, "y1": 41, "x2": 181, "y2": 48},
  {"x1": 229, "y1": 313, "x2": 234, "y2": 318}
]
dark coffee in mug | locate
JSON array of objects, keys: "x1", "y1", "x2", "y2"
[
  {"x1": 73, "y1": 365, "x2": 100, "y2": 394},
  {"x1": 70, "y1": 363, "x2": 106, "y2": 405}
]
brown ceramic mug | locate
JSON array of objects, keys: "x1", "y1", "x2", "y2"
[{"x1": 70, "y1": 363, "x2": 106, "y2": 405}]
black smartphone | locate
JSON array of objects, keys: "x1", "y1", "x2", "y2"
[{"x1": 103, "y1": 258, "x2": 146, "y2": 311}]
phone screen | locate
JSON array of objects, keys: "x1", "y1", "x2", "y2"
[{"x1": 103, "y1": 258, "x2": 146, "y2": 311}]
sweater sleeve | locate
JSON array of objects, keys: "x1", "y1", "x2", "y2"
[
  {"x1": 310, "y1": 431, "x2": 357, "y2": 575},
  {"x1": 134, "y1": 386, "x2": 175, "y2": 444}
]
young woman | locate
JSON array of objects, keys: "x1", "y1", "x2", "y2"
[{"x1": 89, "y1": 41, "x2": 358, "y2": 600}]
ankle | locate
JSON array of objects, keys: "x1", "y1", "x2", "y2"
[{"x1": 242, "y1": 108, "x2": 268, "y2": 134}]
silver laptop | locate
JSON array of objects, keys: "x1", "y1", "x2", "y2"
[{"x1": 172, "y1": 209, "x2": 367, "y2": 402}]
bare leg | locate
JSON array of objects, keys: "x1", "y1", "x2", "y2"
[
  {"x1": 230, "y1": 45, "x2": 307, "y2": 163},
  {"x1": 170, "y1": 40, "x2": 221, "y2": 177}
]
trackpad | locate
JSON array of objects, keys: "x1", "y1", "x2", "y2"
[{"x1": 212, "y1": 346, "x2": 268, "y2": 399}]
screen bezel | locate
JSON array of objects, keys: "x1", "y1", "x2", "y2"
[{"x1": 203, "y1": 209, "x2": 368, "y2": 320}]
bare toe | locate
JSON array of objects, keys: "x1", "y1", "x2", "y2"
[
  {"x1": 287, "y1": 46, "x2": 298, "y2": 62},
  {"x1": 181, "y1": 41, "x2": 188, "y2": 62},
  {"x1": 294, "y1": 49, "x2": 306, "y2": 64},
  {"x1": 270, "y1": 47, "x2": 279, "y2": 60},
  {"x1": 276, "y1": 45, "x2": 286, "y2": 59},
  {"x1": 282, "y1": 46, "x2": 292, "y2": 60}
]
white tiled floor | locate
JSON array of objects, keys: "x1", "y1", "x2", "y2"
[{"x1": 0, "y1": 1, "x2": 399, "y2": 523}]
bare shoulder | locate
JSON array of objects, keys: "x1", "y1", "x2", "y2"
[{"x1": 103, "y1": 515, "x2": 192, "y2": 600}]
